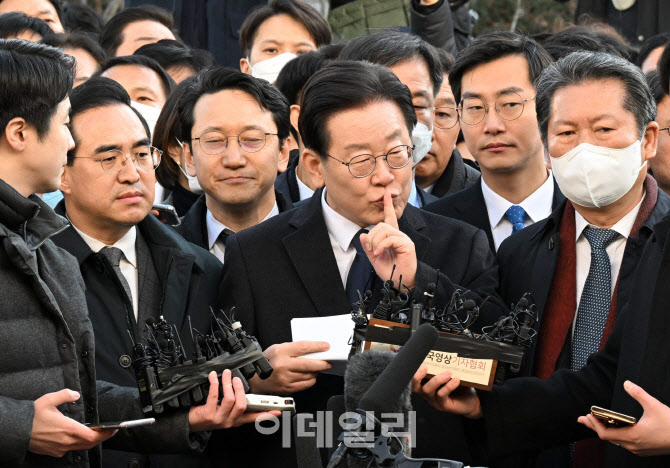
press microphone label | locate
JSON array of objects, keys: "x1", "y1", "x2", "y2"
[{"x1": 368, "y1": 341, "x2": 496, "y2": 389}]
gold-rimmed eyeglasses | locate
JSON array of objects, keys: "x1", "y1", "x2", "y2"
[{"x1": 191, "y1": 129, "x2": 278, "y2": 155}]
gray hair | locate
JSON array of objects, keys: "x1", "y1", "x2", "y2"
[{"x1": 535, "y1": 51, "x2": 656, "y2": 145}]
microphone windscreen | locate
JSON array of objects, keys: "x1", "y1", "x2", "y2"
[{"x1": 357, "y1": 323, "x2": 438, "y2": 416}]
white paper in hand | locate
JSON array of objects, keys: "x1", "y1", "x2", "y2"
[{"x1": 291, "y1": 314, "x2": 354, "y2": 375}]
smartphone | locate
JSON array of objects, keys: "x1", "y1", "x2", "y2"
[
  {"x1": 245, "y1": 394, "x2": 296, "y2": 414},
  {"x1": 590, "y1": 406, "x2": 637, "y2": 427},
  {"x1": 86, "y1": 417, "x2": 156, "y2": 431},
  {"x1": 152, "y1": 203, "x2": 181, "y2": 226}
]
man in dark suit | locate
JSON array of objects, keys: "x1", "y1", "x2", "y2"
[
  {"x1": 53, "y1": 76, "x2": 272, "y2": 467},
  {"x1": 414, "y1": 50, "x2": 670, "y2": 468},
  {"x1": 415, "y1": 49, "x2": 480, "y2": 198},
  {"x1": 175, "y1": 68, "x2": 293, "y2": 262},
  {"x1": 425, "y1": 32, "x2": 564, "y2": 252},
  {"x1": 217, "y1": 60, "x2": 506, "y2": 466}
]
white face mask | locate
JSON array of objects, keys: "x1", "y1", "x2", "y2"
[
  {"x1": 248, "y1": 52, "x2": 297, "y2": 84},
  {"x1": 550, "y1": 140, "x2": 645, "y2": 208},
  {"x1": 411, "y1": 122, "x2": 433, "y2": 166},
  {"x1": 130, "y1": 100, "x2": 162, "y2": 137},
  {"x1": 175, "y1": 138, "x2": 203, "y2": 194}
]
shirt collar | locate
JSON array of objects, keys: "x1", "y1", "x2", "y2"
[
  {"x1": 481, "y1": 171, "x2": 555, "y2": 229},
  {"x1": 574, "y1": 193, "x2": 645, "y2": 241},
  {"x1": 205, "y1": 202, "x2": 279, "y2": 250},
  {"x1": 70, "y1": 223, "x2": 137, "y2": 268},
  {"x1": 296, "y1": 172, "x2": 315, "y2": 201},
  {"x1": 407, "y1": 180, "x2": 421, "y2": 208},
  {"x1": 321, "y1": 188, "x2": 368, "y2": 251}
]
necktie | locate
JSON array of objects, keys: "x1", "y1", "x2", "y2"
[
  {"x1": 99, "y1": 246, "x2": 133, "y2": 305},
  {"x1": 219, "y1": 228, "x2": 235, "y2": 247},
  {"x1": 505, "y1": 205, "x2": 527, "y2": 234},
  {"x1": 571, "y1": 226, "x2": 620, "y2": 371},
  {"x1": 345, "y1": 229, "x2": 373, "y2": 307}
]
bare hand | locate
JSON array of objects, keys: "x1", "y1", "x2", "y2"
[
  {"x1": 189, "y1": 370, "x2": 280, "y2": 432},
  {"x1": 360, "y1": 190, "x2": 417, "y2": 289},
  {"x1": 28, "y1": 389, "x2": 117, "y2": 458},
  {"x1": 250, "y1": 341, "x2": 332, "y2": 395},
  {"x1": 411, "y1": 366, "x2": 483, "y2": 419},
  {"x1": 578, "y1": 380, "x2": 670, "y2": 456}
]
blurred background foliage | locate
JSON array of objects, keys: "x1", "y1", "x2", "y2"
[{"x1": 472, "y1": 0, "x2": 577, "y2": 35}]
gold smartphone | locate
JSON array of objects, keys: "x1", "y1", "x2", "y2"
[{"x1": 590, "y1": 406, "x2": 637, "y2": 427}]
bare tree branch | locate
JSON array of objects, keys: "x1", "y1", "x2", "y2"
[{"x1": 510, "y1": 0, "x2": 524, "y2": 32}]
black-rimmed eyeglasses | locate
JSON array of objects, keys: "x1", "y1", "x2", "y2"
[{"x1": 327, "y1": 144, "x2": 414, "y2": 178}]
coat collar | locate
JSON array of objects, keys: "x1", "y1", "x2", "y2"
[{"x1": 0, "y1": 179, "x2": 70, "y2": 249}]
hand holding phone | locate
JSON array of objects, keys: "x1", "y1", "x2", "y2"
[
  {"x1": 590, "y1": 406, "x2": 636, "y2": 427},
  {"x1": 86, "y1": 418, "x2": 156, "y2": 431}
]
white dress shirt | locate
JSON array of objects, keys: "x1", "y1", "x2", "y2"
[
  {"x1": 296, "y1": 172, "x2": 315, "y2": 201},
  {"x1": 321, "y1": 188, "x2": 371, "y2": 288},
  {"x1": 72, "y1": 224, "x2": 139, "y2": 320},
  {"x1": 574, "y1": 194, "x2": 644, "y2": 313},
  {"x1": 424, "y1": 183, "x2": 436, "y2": 194},
  {"x1": 408, "y1": 181, "x2": 422, "y2": 208},
  {"x1": 481, "y1": 172, "x2": 555, "y2": 251},
  {"x1": 206, "y1": 202, "x2": 279, "y2": 263}
]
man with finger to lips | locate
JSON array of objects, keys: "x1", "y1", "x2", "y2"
[{"x1": 216, "y1": 60, "x2": 506, "y2": 466}]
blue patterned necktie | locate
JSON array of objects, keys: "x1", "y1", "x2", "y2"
[
  {"x1": 505, "y1": 205, "x2": 527, "y2": 233},
  {"x1": 345, "y1": 229, "x2": 373, "y2": 307},
  {"x1": 571, "y1": 226, "x2": 620, "y2": 371}
]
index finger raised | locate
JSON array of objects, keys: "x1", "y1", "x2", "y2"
[{"x1": 383, "y1": 190, "x2": 399, "y2": 229}]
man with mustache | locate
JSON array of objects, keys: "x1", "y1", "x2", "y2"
[{"x1": 425, "y1": 32, "x2": 565, "y2": 252}]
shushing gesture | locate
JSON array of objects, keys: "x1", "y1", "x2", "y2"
[{"x1": 360, "y1": 190, "x2": 417, "y2": 289}]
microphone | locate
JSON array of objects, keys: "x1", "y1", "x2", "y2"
[
  {"x1": 357, "y1": 323, "x2": 438, "y2": 418},
  {"x1": 329, "y1": 324, "x2": 438, "y2": 468}
]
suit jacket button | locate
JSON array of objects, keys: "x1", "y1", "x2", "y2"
[
  {"x1": 548, "y1": 238, "x2": 555, "y2": 250},
  {"x1": 119, "y1": 355, "x2": 132, "y2": 368}
]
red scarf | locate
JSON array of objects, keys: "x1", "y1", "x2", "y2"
[{"x1": 533, "y1": 175, "x2": 657, "y2": 467}]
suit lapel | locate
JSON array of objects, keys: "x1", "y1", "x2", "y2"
[
  {"x1": 453, "y1": 181, "x2": 495, "y2": 251},
  {"x1": 282, "y1": 191, "x2": 351, "y2": 317}
]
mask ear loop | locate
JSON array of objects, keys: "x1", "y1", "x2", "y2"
[{"x1": 175, "y1": 137, "x2": 194, "y2": 179}]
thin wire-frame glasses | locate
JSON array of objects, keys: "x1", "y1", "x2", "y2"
[
  {"x1": 327, "y1": 144, "x2": 414, "y2": 178},
  {"x1": 72, "y1": 146, "x2": 162, "y2": 175},
  {"x1": 191, "y1": 129, "x2": 278, "y2": 155},
  {"x1": 459, "y1": 92, "x2": 535, "y2": 125}
]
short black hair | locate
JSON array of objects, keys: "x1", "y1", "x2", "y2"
[
  {"x1": 96, "y1": 54, "x2": 175, "y2": 99},
  {"x1": 645, "y1": 70, "x2": 667, "y2": 105},
  {"x1": 539, "y1": 26, "x2": 628, "y2": 61},
  {"x1": 134, "y1": 39, "x2": 214, "y2": 75},
  {"x1": 436, "y1": 48, "x2": 454, "y2": 75},
  {"x1": 660, "y1": 43, "x2": 670, "y2": 95},
  {"x1": 175, "y1": 67, "x2": 291, "y2": 152},
  {"x1": 637, "y1": 33, "x2": 670, "y2": 68},
  {"x1": 99, "y1": 5, "x2": 176, "y2": 57},
  {"x1": 299, "y1": 60, "x2": 417, "y2": 159},
  {"x1": 68, "y1": 76, "x2": 150, "y2": 164},
  {"x1": 275, "y1": 51, "x2": 327, "y2": 140},
  {"x1": 0, "y1": 39, "x2": 74, "y2": 138},
  {"x1": 0, "y1": 12, "x2": 53, "y2": 41},
  {"x1": 535, "y1": 51, "x2": 656, "y2": 145},
  {"x1": 154, "y1": 76, "x2": 196, "y2": 189},
  {"x1": 449, "y1": 31, "x2": 553, "y2": 103},
  {"x1": 239, "y1": 0, "x2": 331, "y2": 57},
  {"x1": 43, "y1": 32, "x2": 106, "y2": 64},
  {"x1": 0, "y1": 0, "x2": 62, "y2": 19},
  {"x1": 61, "y1": 3, "x2": 103, "y2": 36},
  {"x1": 340, "y1": 29, "x2": 443, "y2": 97}
]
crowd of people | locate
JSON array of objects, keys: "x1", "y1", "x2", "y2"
[{"x1": 2, "y1": 0, "x2": 670, "y2": 467}]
